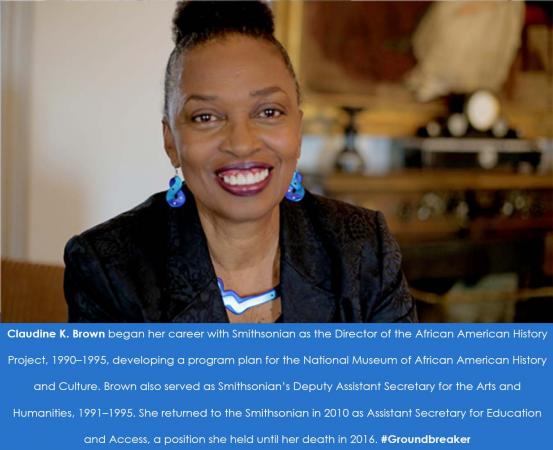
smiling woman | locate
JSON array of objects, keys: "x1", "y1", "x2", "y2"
[{"x1": 63, "y1": 0, "x2": 416, "y2": 323}]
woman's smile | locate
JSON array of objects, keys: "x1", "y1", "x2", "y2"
[{"x1": 215, "y1": 162, "x2": 273, "y2": 196}]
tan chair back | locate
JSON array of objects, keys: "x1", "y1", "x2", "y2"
[{"x1": 1, "y1": 259, "x2": 67, "y2": 322}]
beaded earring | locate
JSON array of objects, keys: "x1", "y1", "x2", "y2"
[
  {"x1": 285, "y1": 170, "x2": 305, "y2": 202},
  {"x1": 166, "y1": 169, "x2": 186, "y2": 208}
]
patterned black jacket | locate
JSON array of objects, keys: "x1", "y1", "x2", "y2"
[{"x1": 64, "y1": 189, "x2": 417, "y2": 323}]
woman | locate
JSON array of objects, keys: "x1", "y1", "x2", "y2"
[{"x1": 64, "y1": 1, "x2": 416, "y2": 323}]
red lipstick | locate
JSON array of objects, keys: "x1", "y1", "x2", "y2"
[{"x1": 215, "y1": 162, "x2": 273, "y2": 197}]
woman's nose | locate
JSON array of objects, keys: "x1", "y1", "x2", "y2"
[{"x1": 221, "y1": 119, "x2": 261, "y2": 157}]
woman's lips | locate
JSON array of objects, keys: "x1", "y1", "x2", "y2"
[{"x1": 215, "y1": 163, "x2": 273, "y2": 197}]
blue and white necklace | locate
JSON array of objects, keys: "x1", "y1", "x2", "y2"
[{"x1": 217, "y1": 278, "x2": 280, "y2": 315}]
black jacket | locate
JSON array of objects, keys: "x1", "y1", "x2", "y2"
[{"x1": 64, "y1": 189, "x2": 416, "y2": 322}]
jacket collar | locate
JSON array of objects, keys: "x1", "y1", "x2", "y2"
[{"x1": 164, "y1": 189, "x2": 337, "y2": 323}]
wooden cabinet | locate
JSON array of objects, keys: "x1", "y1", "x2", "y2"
[{"x1": 323, "y1": 170, "x2": 553, "y2": 322}]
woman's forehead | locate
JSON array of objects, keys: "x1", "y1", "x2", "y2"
[{"x1": 178, "y1": 35, "x2": 296, "y2": 100}]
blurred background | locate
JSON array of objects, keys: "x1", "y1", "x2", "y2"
[{"x1": 1, "y1": 1, "x2": 552, "y2": 322}]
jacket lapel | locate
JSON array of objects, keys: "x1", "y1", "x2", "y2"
[
  {"x1": 279, "y1": 195, "x2": 338, "y2": 322},
  {"x1": 163, "y1": 190, "x2": 228, "y2": 323}
]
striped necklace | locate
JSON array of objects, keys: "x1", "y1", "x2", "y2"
[{"x1": 217, "y1": 278, "x2": 280, "y2": 315}]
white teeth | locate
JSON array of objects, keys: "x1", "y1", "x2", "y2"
[{"x1": 222, "y1": 169, "x2": 269, "y2": 186}]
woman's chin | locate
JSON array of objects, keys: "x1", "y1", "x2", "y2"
[
  {"x1": 222, "y1": 196, "x2": 281, "y2": 223},
  {"x1": 207, "y1": 188, "x2": 281, "y2": 223},
  {"x1": 191, "y1": 174, "x2": 286, "y2": 223}
]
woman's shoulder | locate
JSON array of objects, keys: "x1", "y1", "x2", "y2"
[
  {"x1": 302, "y1": 191, "x2": 389, "y2": 246},
  {"x1": 64, "y1": 192, "x2": 168, "y2": 261},
  {"x1": 63, "y1": 192, "x2": 173, "y2": 322}
]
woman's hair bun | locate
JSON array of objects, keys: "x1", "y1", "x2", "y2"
[{"x1": 172, "y1": 1, "x2": 275, "y2": 46}]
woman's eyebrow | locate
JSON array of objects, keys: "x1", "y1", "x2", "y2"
[
  {"x1": 182, "y1": 87, "x2": 285, "y2": 106},
  {"x1": 183, "y1": 94, "x2": 217, "y2": 105},
  {"x1": 250, "y1": 86, "x2": 286, "y2": 97}
]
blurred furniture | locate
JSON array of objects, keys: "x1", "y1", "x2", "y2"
[
  {"x1": 323, "y1": 170, "x2": 553, "y2": 322},
  {"x1": 324, "y1": 170, "x2": 553, "y2": 241},
  {"x1": 1, "y1": 259, "x2": 66, "y2": 322},
  {"x1": 404, "y1": 137, "x2": 541, "y2": 171}
]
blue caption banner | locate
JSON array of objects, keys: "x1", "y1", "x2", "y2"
[{"x1": 1, "y1": 324, "x2": 551, "y2": 449}]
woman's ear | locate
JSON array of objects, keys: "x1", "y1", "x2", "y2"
[
  {"x1": 297, "y1": 109, "x2": 304, "y2": 158},
  {"x1": 162, "y1": 118, "x2": 180, "y2": 168}
]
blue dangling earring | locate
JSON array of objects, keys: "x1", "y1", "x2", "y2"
[
  {"x1": 166, "y1": 168, "x2": 186, "y2": 208},
  {"x1": 285, "y1": 170, "x2": 305, "y2": 202}
]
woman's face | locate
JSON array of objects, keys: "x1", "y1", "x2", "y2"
[{"x1": 163, "y1": 35, "x2": 302, "y2": 223}]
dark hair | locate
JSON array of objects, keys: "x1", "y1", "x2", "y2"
[{"x1": 163, "y1": 0, "x2": 300, "y2": 121}]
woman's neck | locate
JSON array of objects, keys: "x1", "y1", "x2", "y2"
[{"x1": 196, "y1": 204, "x2": 280, "y2": 289}]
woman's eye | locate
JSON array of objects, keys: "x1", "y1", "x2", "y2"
[
  {"x1": 192, "y1": 113, "x2": 216, "y2": 123},
  {"x1": 258, "y1": 108, "x2": 283, "y2": 119}
]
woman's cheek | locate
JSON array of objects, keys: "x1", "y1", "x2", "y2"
[{"x1": 264, "y1": 132, "x2": 301, "y2": 159}]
